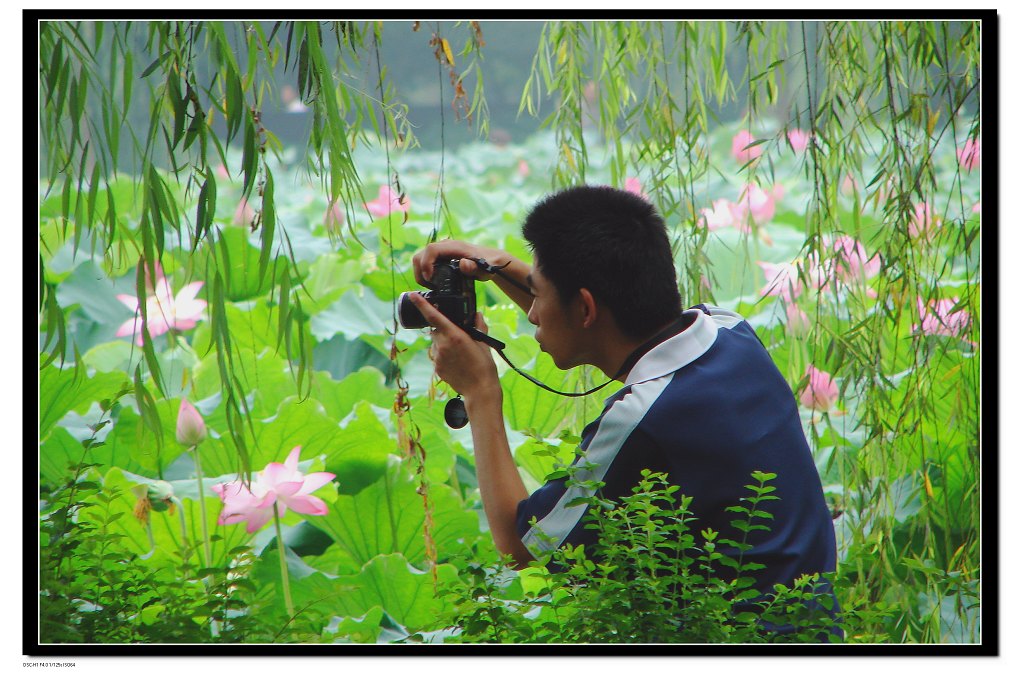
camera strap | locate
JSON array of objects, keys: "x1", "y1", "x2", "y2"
[
  {"x1": 461, "y1": 259, "x2": 690, "y2": 398},
  {"x1": 468, "y1": 257, "x2": 534, "y2": 297},
  {"x1": 464, "y1": 314, "x2": 689, "y2": 398},
  {"x1": 465, "y1": 326, "x2": 614, "y2": 397},
  {"x1": 461, "y1": 258, "x2": 613, "y2": 396}
]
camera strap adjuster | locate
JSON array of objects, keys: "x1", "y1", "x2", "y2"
[{"x1": 468, "y1": 257, "x2": 534, "y2": 297}]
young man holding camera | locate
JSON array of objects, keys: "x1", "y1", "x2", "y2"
[{"x1": 408, "y1": 185, "x2": 836, "y2": 600}]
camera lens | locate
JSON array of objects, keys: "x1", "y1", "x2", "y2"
[{"x1": 398, "y1": 292, "x2": 428, "y2": 329}]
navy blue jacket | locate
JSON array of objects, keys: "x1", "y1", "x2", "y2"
[{"x1": 516, "y1": 305, "x2": 837, "y2": 601}]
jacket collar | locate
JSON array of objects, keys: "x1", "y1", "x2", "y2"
[{"x1": 621, "y1": 307, "x2": 720, "y2": 388}]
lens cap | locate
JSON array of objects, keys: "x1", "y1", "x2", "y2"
[{"x1": 444, "y1": 396, "x2": 469, "y2": 429}]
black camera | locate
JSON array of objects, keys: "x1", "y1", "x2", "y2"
[{"x1": 398, "y1": 258, "x2": 477, "y2": 330}]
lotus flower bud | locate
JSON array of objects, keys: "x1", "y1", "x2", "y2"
[
  {"x1": 785, "y1": 303, "x2": 811, "y2": 336},
  {"x1": 176, "y1": 398, "x2": 207, "y2": 447},
  {"x1": 732, "y1": 129, "x2": 762, "y2": 163},
  {"x1": 800, "y1": 365, "x2": 839, "y2": 412}
]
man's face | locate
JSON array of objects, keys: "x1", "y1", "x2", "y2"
[{"x1": 526, "y1": 263, "x2": 584, "y2": 370}]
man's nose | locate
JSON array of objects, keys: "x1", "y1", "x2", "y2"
[{"x1": 527, "y1": 301, "x2": 539, "y2": 326}]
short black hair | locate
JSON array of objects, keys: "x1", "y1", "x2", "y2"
[{"x1": 522, "y1": 185, "x2": 682, "y2": 340}]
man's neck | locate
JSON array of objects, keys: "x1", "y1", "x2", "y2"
[{"x1": 603, "y1": 316, "x2": 689, "y2": 382}]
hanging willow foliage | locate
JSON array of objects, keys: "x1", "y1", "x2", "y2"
[{"x1": 37, "y1": 18, "x2": 985, "y2": 642}]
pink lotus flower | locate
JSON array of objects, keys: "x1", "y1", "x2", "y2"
[
  {"x1": 737, "y1": 183, "x2": 777, "y2": 224},
  {"x1": 212, "y1": 447, "x2": 335, "y2": 534},
  {"x1": 909, "y1": 202, "x2": 941, "y2": 238},
  {"x1": 234, "y1": 197, "x2": 255, "y2": 226},
  {"x1": 787, "y1": 129, "x2": 810, "y2": 154},
  {"x1": 840, "y1": 175, "x2": 859, "y2": 197},
  {"x1": 215, "y1": 164, "x2": 230, "y2": 180},
  {"x1": 700, "y1": 198, "x2": 743, "y2": 231},
  {"x1": 915, "y1": 297, "x2": 971, "y2": 339},
  {"x1": 785, "y1": 303, "x2": 811, "y2": 336},
  {"x1": 957, "y1": 138, "x2": 980, "y2": 172},
  {"x1": 800, "y1": 365, "x2": 839, "y2": 412},
  {"x1": 972, "y1": 202, "x2": 981, "y2": 215},
  {"x1": 116, "y1": 267, "x2": 207, "y2": 346},
  {"x1": 517, "y1": 158, "x2": 530, "y2": 178},
  {"x1": 800, "y1": 251, "x2": 829, "y2": 291},
  {"x1": 732, "y1": 129, "x2": 762, "y2": 164},
  {"x1": 176, "y1": 399, "x2": 207, "y2": 447},
  {"x1": 624, "y1": 177, "x2": 647, "y2": 198},
  {"x1": 365, "y1": 185, "x2": 409, "y2": 219},
  {"x1": 757, "y1": 261, "x2": 802, "y2": 302},
  {"x1": 324, "y1": 200, "x2": 345, "y2": 230},
  {"x1": 831, "y1": 235, "x2": 881, "y2": 282}
]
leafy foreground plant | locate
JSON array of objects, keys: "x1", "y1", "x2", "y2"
[
  {"x1": 424, "y1": 470, "x2": 868, "y2": 644},
  {"x1": 38, "y1": 400, "x2": 331, "y2": 644}
]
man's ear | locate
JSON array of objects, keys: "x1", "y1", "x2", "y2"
[{"x1": 578, "y1": 288, "x2": 598, "y2": 328}]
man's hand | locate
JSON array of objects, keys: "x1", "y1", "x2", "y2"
[
  {"x1": 412, "y1": 240, "x2": 534, "y2": 314},
  {"x1": 409, "y1": 262, "x2": 533, "y2": 570},
  {"x1": 408, "y1": 293, "x2": 500, "y2": 402},
  {"x1": 412, "y1": 240, "x2": 505, "y2": 285}
]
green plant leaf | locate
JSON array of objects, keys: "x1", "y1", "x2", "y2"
[
  {"x1": 311, "y1": 460, "x2": 480, "y2": 568},
  {"x1": 283, "y1": 553, "x2": 457, "y2": 633},
  {"x1": 40, "y1": 364, "x2": 130, "y2": 442}
]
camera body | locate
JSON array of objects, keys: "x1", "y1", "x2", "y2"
[{"x1": 398, "y1": 258, "x2": 476, "y2": 330}]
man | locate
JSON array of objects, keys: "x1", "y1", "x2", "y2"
[{"x1": 408, "y1": 185, "x2": 836, "y2": 600}]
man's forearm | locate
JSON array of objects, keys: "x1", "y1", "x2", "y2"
[
  {"x1": 463, "y1": 389, "x2": 535, "y2": 569},
  {"x1": 488, "y1": 255, "x2": 534, "y2": 315}
]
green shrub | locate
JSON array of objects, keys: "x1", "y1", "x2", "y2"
[{"x1": 429, "y1": 469, "x2": 854, "y2": 643}]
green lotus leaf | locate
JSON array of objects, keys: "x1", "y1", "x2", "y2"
[
  {"x1": 102, "y1": 397, "x2": 189, "y2": 477},
  {"x1": 312, "y1": 367, "x2": 392, "y2": 423},
  {"x1": 310, "y1": 287, "x2": 415, "y2": 352},
  {"x1": 262, "y1": 553, "x2": 457, "y2": 634},
  {"x1": 40, "y1": 362, "x2": 131, "y2": 442},
  {"x1": 319, "y1": 401, "x2": 393, "y2": 495},
  {"x1": 310, "y1": 459, "x2": 480, "y2": 569},
  {"x1": 300, "y1": 253, "x2": 364, "y2": 315}
]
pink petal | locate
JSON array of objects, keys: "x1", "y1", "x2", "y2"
[
  {"x1": 244, "y1": 508, "x2": 274, "y2": 533},
  {"x1": 787, "y1": 129, "x2": 810, "y2": 153},
  {"x1": 176, "y1": 398, "x2": 207, "y2": 446},
  {"x1": 256, "y1": 491, "x2": 278, "y2": 509},
  {"x1": 624, "y1": 177, "x2": 644, "y2": 197},
  {"x1": 299, "y1": 472, "x2": 336, "y2": 494},
  {"x1": 262, "y1": 462, "x2": 296, "y2": 487},
  {"x1": 145, "y1": 318, "x2": 172, "y2": 339},
  {"x1": 116, "y1": 317, "x2": 140, "y2": 338},
  {"x1": 285, "y1": 446, "x2": 302, "y2": 472},
  {"x1": 117, "y1": 294, "x2": 140, "y2": 311},
  {"x1": 732, "y1": 130, "x2": 762, "y2": 162},
  {"x1": 273, "y1": 481, "x2": 304, "y2": 498},
  {"x1": 282, "y1": 494, "x2": 329, "y2": 516},
  {"x1": 174, "y1": 281, "x2": 205, "y2": 304},
  {"x1": 152, "y1": 278, "x2": 175, "y2": 304}
]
